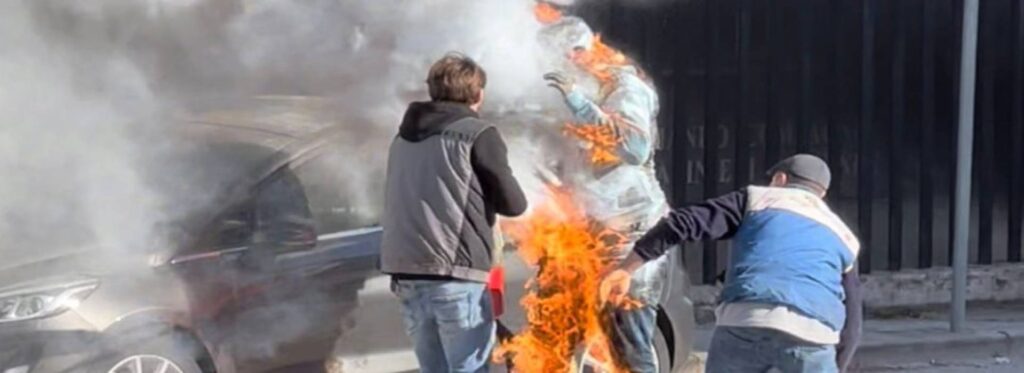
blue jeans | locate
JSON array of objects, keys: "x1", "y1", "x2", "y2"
[
  {"x1": 706, "y1": 326, "x2": 838, "y2": 373},
  {"x1": 391, "y1": 279, "x2": 495, "y2": 373},
  {"x1": 606, "y1": 305, "x2": 658, "y2": 373}
]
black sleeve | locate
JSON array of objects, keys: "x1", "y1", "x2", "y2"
[
  {"x1": 633, "y1": 189, "x2": 748, "y2": 261},
  {"x1": 471, "y1": 128, "x2": 528, "y2": 217},
  {"x1": 837, "y1": 266, "x2": 863, "y2": 372}
]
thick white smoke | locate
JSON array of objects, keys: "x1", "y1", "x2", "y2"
[
  {"x1": 1, "y1": 0, "x2": 581, "y2": 364},
  {"x1": 220, "y1": 0, "x2": 568, "y2": 222},
  {"x1": 225, "y1": 0, "x2": 563, "y2": 121},
  {"x1": 0, "y1": 2, "x2": 165, "y2": 258},
  {"x1": 0, "y1": 0, "x2": 571, "y2": 260}
]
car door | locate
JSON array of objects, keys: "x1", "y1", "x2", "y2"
[
  {"x1": 225, "y1": 143, "x2": 386, "y2": 372},
  {"x1": 165, "y1": 201, "x2": 254, "y2": 364}
]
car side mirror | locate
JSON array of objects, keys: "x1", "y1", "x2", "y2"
[{"x1": 216, "y1": 218, "x2": 254, "y2": 248}]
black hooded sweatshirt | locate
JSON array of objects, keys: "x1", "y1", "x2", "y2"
[
  {"x1": 388, "y1": 101, "x2": 527, "y2": 281},
  {"x1": 398, "y1": 101, "x2": 527, "y2": 220}
]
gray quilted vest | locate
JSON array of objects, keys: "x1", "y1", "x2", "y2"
[{"x1": 380, "y1": 117, "x2": 494, "y2": 282}]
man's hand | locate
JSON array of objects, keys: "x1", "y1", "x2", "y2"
[
  {"x1": 599, "y1": 268, "x2": 632, "y2": 306},
  {"x1": 544, "y1": 72, "x2": 575, "y2": 96},
  {"x1": 599, "y1": 251, "x2": 647, "y2": 306}
]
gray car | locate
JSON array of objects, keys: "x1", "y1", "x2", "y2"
[{"x1": 0, "y1": 100, "x2": 694, "y2": 373}]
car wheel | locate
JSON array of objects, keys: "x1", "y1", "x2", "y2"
[
  {"x1": 91, "y1": 332, "x2": 203, "y2": 373},
  {"x1": 574, "y1": 325, "x2": 672, "y2": 373}
]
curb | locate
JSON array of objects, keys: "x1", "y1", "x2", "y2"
[
  {"x1": 853, "y1": 327, "x2": 1024, "y2": 370},
  {"x1": 689, "y1": 264, "x2": 1024, "y2": 317},
  {"x1": 679, "y1": 352, "x2": 707, "y2": 373}
]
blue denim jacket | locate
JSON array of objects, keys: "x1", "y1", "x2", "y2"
[
  {"x1": 561, "y1": 66, "x2": 669, "y2": 305},
  {"x1": 564, "y1": 66, "x2": 659, "y2": 166}
]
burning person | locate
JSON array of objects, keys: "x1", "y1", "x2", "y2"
[{"x1": 535, "y1": 13, "x2": 670, "y2": 373}]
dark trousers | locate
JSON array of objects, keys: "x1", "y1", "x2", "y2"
[{"x1": 606, "y1": 305, "x2": 659, "y2": 373}]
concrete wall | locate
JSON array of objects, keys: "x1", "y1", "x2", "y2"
[{"x1": 690, "y1": 263, "x2": 1024, "y2": 324}]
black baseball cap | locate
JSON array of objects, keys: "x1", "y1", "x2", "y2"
[{"x1": 766, "y1": 154, "x2": 831, "y2": 191}]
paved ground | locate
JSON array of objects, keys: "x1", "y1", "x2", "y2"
[
  {"x1": 688, "y1": 303, "x2": 1024, "y2": 373},
  {"x1": 850, "y1": 303, "x2": 1024, "y2": 372},
  {"x1": 863, "y1": 357, "x2": 1023, "y2": 372},
  {"x1": 329, "y1": 300, "x2": 1024, "y2": 372}
]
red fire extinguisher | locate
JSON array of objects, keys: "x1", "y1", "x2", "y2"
[
  {"x1": 489, "y1": 229, "x2": 507, "y2": 317},
  {"x1": 488, "y1": 266, "x2": 506, "y2": 317},
  {"x1": 490, "y1": 227, "x2": 516, "y2": 370}
]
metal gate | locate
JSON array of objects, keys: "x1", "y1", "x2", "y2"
[{"x1": 576, "y1": 0, "x2": 1024, "y2": 283}]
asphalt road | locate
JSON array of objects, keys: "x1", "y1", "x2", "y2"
[
  {"x1": 862, "y1": 358, "x2": 1022, "y2": 372},
  {"x1": 859, "y1": 348, "x2": 1023, "y2": 372}
]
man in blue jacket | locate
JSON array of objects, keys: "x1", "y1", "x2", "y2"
[{"x1": 600, "y1": 154, "x2": 862, "y2": 373}]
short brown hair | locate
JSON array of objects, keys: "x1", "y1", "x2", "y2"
[{"x1": 426, "y1": 53, "x2": 487, "y2": 104}]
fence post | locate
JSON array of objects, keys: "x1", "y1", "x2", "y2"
[{"x1": 952, "y1": 0, "x2": 980, "y2": 333}]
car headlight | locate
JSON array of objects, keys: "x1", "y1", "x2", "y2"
[{"x1": 0, "y1": 280, "x2": 98, "y2": 323}]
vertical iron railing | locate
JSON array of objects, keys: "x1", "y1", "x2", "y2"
[{"x1": 580, "y1": 0, "x2": 1024, "y2": 284}]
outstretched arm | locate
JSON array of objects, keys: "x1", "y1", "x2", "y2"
[
  {"x1": 601, "y1": 190, "x2": 747, "y2": 304},
  {"x1": 564, "y1": 89, "x2": 611, "y2": 124},
  {"x1": 602, "y1": 189, "x2": 749, "y2": 278},
  {"x1": 545, "y1": 72, "x2": 654, "y2": 165},
  {"x1": 632, "y1": 189, "x2": 748, "y2": 262},
  {"x1": 545, "y1": 72, "x2": 611, "y2": 124}
]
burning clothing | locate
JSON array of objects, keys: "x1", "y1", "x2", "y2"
[
  {"x1": 493, "y1": 9, "x2": 670, "y2": 371},
  {"x1": 599, "y1": 211, "x2": 664, "y2": 373},
  {"x1": 556, "y1": 65, "x2": 669, "y2": 373},
  {"x1": 605, "y1": 304, "x2": 658, "y2": 373},
  {"x1": 558, "y1": 65, "x2": 669, "y2": 305},
  {"x1": 563, "y1": 66, "x2": 658, "y2": 167},
  {"x1": 380, "y1": 101, "x2": 527, "y2": 282}
]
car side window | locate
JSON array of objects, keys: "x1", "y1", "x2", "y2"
[
  {"x1": 210, "y1": 202, "x2": 256, "y2": 249},
  {"x1": 252, "y1": 167, "x2": 317, "y2": 253},
  {"x1": 198, "y1": 167, "x2": 317, "y2": 253},
  {"x1": 292, "y1": 148, "x2": 383, "y2": 235}
]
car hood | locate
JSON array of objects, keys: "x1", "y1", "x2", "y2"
[{"x1": 0, "y1": 247, "x2": 148, "y2": 292}]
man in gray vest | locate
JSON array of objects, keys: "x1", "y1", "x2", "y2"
[{"x1": 380, "y1": 53, "x2": 528, "y2": 373}]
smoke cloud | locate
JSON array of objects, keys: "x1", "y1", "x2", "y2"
[
  {"x1": 0, "y1": 0, "x2": 571, "y2": 261},
  {"x1": 1, "y1": 0, "x2": 584, "y2": 365},
  {"x1": 0, "y1": 1, "x2": 164, "y2": 258}
]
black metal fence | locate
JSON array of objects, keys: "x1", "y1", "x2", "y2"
[{"x1": 576, "y1": 0, "x2": 1024, "y2": 283}]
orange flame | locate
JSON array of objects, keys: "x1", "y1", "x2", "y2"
[
  {"x1": 495, "y1": 188, "x2": 638, "y2": 372},
  {"x1": 566, "y1": 36, "x2": 632, "y2": 167},
  {"x1": 574, "y1": 35, "x2": 630, "y2": 84},
  {"x1": 534, "y1": 2, "x2": 563, "y2": 24},
  {"x1": 493, "y1": 7, "x2": 644, "y2": 371},
  {"x1": 564, "y1": 122, "x2": 622, "y2": 167}
]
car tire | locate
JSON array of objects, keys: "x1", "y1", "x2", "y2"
[
  {"x1": 90, "y1": 330, "x2": 203, "y2": 373},
  {"x1": 574, "y1": 325, "x2": 672, "y2": 373},
  {"x1": 652, "y1": 325, "x2": 672, "y2": 372}
]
